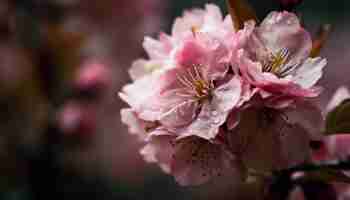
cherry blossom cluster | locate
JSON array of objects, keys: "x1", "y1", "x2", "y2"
[{"x1": 120, "y1": 4, "x2": 327, "y2": 186}]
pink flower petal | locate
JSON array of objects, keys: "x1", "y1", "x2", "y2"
[
  {"x1": 179, "y1": 77, "x2": 242, "y2": 140},
  {"x1": 140, "y1": 129, "x2": 175, "y2": 173},
  {"x1": 143, "y1": 36, "x2": 169, "y2": 59},
  {"x1": 284, "y1": 100, "x2": 324, "y2": 140},
  {"x1": 175, "y1": 34, "x2": 229, "y2": 79},
  {"x1": 292, "y1": 57, "x2": 327, "y2": 89},
  {"x1": 171, "y1": 136, "x2": 241, "y2": 186},
  {"x1": 121, "y1": 108, "x2": 147, "y2": 140},
  {"x1": 229, "y1": 107, "x2": 311, "y2": 171},
  {"x1": 258, "y1": 11, "x2": 312, "y2": 64}
]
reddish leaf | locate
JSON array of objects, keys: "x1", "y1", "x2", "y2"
[
  {"x1": 226, "y1": 0, "x2": 258, "y2": 30},
  {"x1": 310, "y1": 24, "x2": 332, "y2": 58}
]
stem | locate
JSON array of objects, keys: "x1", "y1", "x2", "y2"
[
  {"x1": 277, "y1": 161, "x2": 350, "y2": 176},
  {"x1": 247, "y1": 168, "x2": 272, "y2": 179},
  {"x1": 265, "y1": 161, "x2": 350, "y2": 200}
]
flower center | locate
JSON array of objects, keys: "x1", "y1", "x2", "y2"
[
  {"x1": 145, "y1": 62, "x2": 162, "y2": 73},
  {"x1": 191, "y1": 26, "x2": 200, "y2": 37},
  {"x1": 176, "y1": 65, "x2": 214, "y2": 101},
  {"x1": 262, "y1": 48, "x2": 298, "y2": 77}
]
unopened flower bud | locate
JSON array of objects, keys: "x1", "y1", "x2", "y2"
[
  {"x1": 57, "y1": 102, "x2": 97, "y2": 138},
  {"x1": 74, "y1": 60, "x2": 111, "y2": 100}
]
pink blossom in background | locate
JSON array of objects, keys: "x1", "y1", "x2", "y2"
[
  {"x1": 53, "y1": 0, "x2": 169, "y2": 183},
  {"x1": 73, "y1": 0, "x2": 167, "y2": 66},
  {"x1": 312, "y1": 87, "x2": 350, "y2": 163},
  {"x1": 57, "y1": 101, "x2": 97, "y2": 137},
  {"x1": 74, "y1": 60, "x2": 111, "y2": 96}
]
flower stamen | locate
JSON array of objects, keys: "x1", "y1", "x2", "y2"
[
  {"x1": 263, "y1": 48, "x2": 298, "y2": 77},
  {"x1": 176, "y1": 65, "x2": 214, "y2": 101}
]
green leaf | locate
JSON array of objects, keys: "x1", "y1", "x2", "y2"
[{"x1": 326, "y1": 99, "x2": 350, "y2": 134}]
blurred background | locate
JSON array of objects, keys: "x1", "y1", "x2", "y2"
[{"x1": 0, "y1": 0, "x2": 349, "y2": 199}]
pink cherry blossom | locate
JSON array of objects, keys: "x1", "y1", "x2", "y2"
[
  {"x1": 226, "y1": 105, "x2": 316, "y2": 171},
  {"x1": 140, "y1": 128, "x2": 244, "y2": 186},
  {"x1": 121, "y1": 32, "x2": 242, "y2": 140},
  {"x1": 119, "y1": 4, "x2": 245, "y2": 185},
  {"x1": 128, "y1": 4, "x2": 235, "y2": 82},
  {"x1": 236, "y1": 11, "x2": 327, "y2": 109},
  {"x1": 120, "y1": 4, "x2": 329, "y2": 187}
]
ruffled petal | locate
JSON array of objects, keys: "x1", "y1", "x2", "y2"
[
  {"x1": 284, "y1": 100, "x2": 324, "y2": 140},
  {"x1": 240, "y1": 21, "x2": 270, "y2": 63},
  {"x1": 237, "y1": 49, "x2": 264, "y2": 84},
  {"x1": 128, "y1": 59, "x2": 150, "y2": 80},
  {"x1": 140, "y1": 129, "x2": 175, "y2": 173},
  {"x1": 171, "y1": 9, "x2": 205, "y2": 39},
  {"x1": 175, "y1": 36, "x2": 208, "y2": 67},
  {"x1": 230, "y1": 107, "x2": 311, "y2": 171},
  {"x1": 179, "y1": 77, "x2": 242, "y2": 140},
  {"x1": 257, "y1": 11, "x2": 312, "y2": 64},
  {"x1": 203, "y1": 4, "x2": 223, "y2": 27},
  {"x1": 120, "y1": 108, "x2": 147, "y2": 140},
  {"x1": 128, "y1": 59, "x2": 166, "y2": 80},
  {"x1": 143, "y1": 36, "x2": 169, "y2": 60},
  {"x1": 175, "y1": 34, "x2": 229, "y2": 80},
  {"x1": 171, "y1": 136, "x2": 241, "y2": 186},
  {"x1": 292, "y1": 57, "x2": 327, "y2": 89},
  {"x1": 212, "y1": 76, "x2": 242, "y2": 112},
  {"x1": 119, "y1": 71, "x2": 162, "y2": 112},
  {"x1": 171, "y1": 4, "x2": 234, "y2": 44},
  {"x1": 159, "y1": 94, "x2": 200, "y2": 129},
  {"x1": 200, "y1": 4, "x2": 224, "y2": 35}
]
